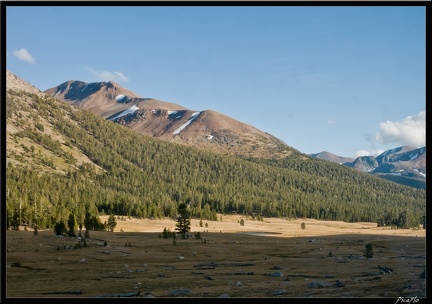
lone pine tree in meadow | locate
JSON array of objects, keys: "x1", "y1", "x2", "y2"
[
  {"x1": 107, "y1": 212, "x2": 117, "y2": 232},
  {"x1": 175, "y1": 203, "x2": 191, "y2": 239},
  {"x1": 364, "y1": 243, "x2": 374, "y2": 259}
]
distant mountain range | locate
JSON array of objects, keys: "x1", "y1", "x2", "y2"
[
  {"x1": 310, "y1": 147, "x2": 426, "y2": 189},
  {"x1": 44, "y1": 80, "x2": 294, "y2": 159},
  {"x1": 309, "y1": 151, "x2": 355, "y2": 165}
]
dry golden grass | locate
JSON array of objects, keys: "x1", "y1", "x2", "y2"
[{"x1": 6, "y1": 215, "x2": 426, "y2": 298}]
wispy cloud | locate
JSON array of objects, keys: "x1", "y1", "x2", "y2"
[
  {"x1": 355, "y1": 149, "x2": 384, "y2": 158},
  {"x1": 326, "y1": 119, "x2": 336, "y2": 126},
  {"x1": 88, "y1": 68, "x2": 129, "y2": 83},
  {"x1": 375, "y1": 112, "x2": 425, "y2": 147},
  {"x1": 12, "y1": 48, "x2": 35, "y2": 64}
]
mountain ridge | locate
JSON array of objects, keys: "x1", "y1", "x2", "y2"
[
  {"x1": 44, "y1": 79, "x2": 294, "y2": 159},
  {"x1": 310, "y1": 146, "x2": 426, "y2": 189},
  {"x1": 309, "y1": 151, "x2": 355, "y2": 164}
]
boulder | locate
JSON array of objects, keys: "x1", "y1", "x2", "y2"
[
  {"x1": 271, "y1": 289, "x2": 287, "y2": 296},
  {"x1": 169, "y1": 289, "x2": 192, "y2": 296},
  {"x1": 266, "y1": 271, "x2": 283, "y2": 277},
  {"x1": 307, "y1": 280, "x2": 332, "y2": 289}
]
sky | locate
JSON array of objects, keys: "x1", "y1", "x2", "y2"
[{"x1": 5, "y1": 5, "x2": 426, "y2": 158}]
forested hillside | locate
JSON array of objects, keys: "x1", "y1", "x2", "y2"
[{"x1": 5, "y1": 89, "x2": 426, "y2": 231}]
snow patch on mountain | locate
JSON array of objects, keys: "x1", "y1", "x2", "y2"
[
  {"x1": 109, "y1": 105, "x2": 139, "y2": 121},
  {"x1": 409, "y1": 153, "x2": 419, "y2": 161},
  {"x1": 173, "y1": 112, "x2": 201, "y2": 135},
  {"x1": 115, "y1": 94, "x2": 126, "y2": 101}
]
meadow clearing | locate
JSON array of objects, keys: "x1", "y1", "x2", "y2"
[{"x1": 6, "y1": 214, "x2": 426, "y2": 298}]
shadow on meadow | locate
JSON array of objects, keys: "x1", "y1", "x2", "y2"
[{"x1": 6, "y1": 228, "x2": 425, "y2": 298}]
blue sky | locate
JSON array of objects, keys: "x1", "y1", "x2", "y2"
[{"x1": 5, "y1": 5, "x2": 426, "y2": 158}]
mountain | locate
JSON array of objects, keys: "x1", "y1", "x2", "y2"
[
  {"x1": 346, "y1": 146, "x2": 426, "y2": 189},
  {"x1": 309, "y1": 151, "x2": 355, "y2": 164},
  {"x1": 310, "y1": 146, "x2": 426, "y2": 189},
  {"x1": 44, "y1": 80, "x2": 294, "y2": 159},
  {"x1": 5, "y1": 70, "x2": 426, "y2": 231}
]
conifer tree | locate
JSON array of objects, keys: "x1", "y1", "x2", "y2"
[
  {"x1": 364, "y1": 243, "x2": 374, "y2": 259},
  {"x1": 67, "y1": 213, "x2": 76, "y2": 237},
  {"x1": 175, "y1": 203, "x2": 191, "y2": 239},
  {"x1": 107, "y1": 212, "x2": 117, "y2": 232}
]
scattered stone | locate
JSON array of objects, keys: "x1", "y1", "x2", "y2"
[
  {"x1": 178, "y1": 256, "x2": 184, "y2": 260},
  {"x1": 194, "y1": 262, "x2": 254, "y2": 268},
  {"x1": 371, "y1": 276, "x2": 382, "y2": 281},
  {"x1": 349, "y1": 255, "x2": 366, "y2": 260},
  {"x1": 378, "y1": 266, "x2": 393, "y2": 274},
  {"x1": 236, "y1": 281, "x2": 241, "y2": 286},
  {"x1": 307, "y1": 280, "x2": 332, "y2": 289},
  {"x1": 335, "y1": 280, "x2": 345, "y2": 288},
  {"x1": 266, "y1": 271, "x2": 283, "y2": 277},
  {"x1": 272, "y1": 265, "x2": 282, "y2": 269},
  {"x1": 218, "y1": 294, "x2": 230, "y2": 298},
  {"x1": 99, "y1": 291, "x2": 141, "y2": 297},
  {"x1": 271, "y1": 289, "x2": 287, "y2": 296},
  {"x1": 169, "y1": 289, "x2": 191, "y2": 296},
  {"x1": 205, "y1": 276, "x2": 214, "y2": 280},
  {"x1": 143, "y1": 293, "x2": 155, "y2": 298}
]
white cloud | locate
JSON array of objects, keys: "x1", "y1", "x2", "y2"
[
  {"x1": 12, "y1": 48, "x2": 35, "y2": 64},
  {"x1": 355, "y1": 149, "x2": 371, "y2": 157},
  {"x1": 355, "y1": 149, "x2": 385, "y2": 158},
  {"x1": 88, "y1": 68, "x2": 129, "y2": 83},
  {"x1": 375, "y1": 112, "x2": 425, "y2": 147}
]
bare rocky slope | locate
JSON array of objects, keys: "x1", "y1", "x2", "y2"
[{"x1": 44, "y1": 80, "x2": 294, "y2": 159}]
